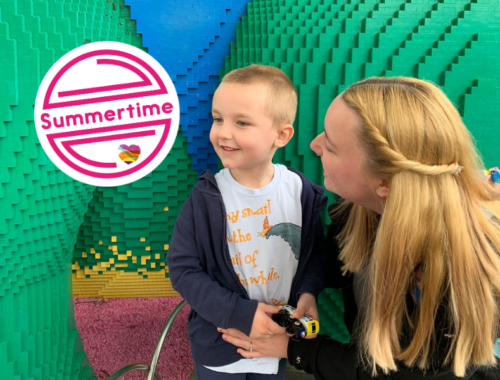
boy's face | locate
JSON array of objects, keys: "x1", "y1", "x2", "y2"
[{"x1": 210, "y1": 83, "x2": 279, "y2": 175}]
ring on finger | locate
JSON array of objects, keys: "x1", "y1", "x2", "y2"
[{"x1": 249, "y1": 342, "x2": 253, "y2": 353}]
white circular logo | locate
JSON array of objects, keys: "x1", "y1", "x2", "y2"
[{"x1": 34, "y1": 41, "x2": 180, "y2": 187}]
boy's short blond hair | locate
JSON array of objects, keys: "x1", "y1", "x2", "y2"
[{"x1": 220, "y1": 64, "x2": 298, "y2": 127}]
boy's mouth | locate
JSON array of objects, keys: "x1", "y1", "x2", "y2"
[{"x1": 221, "y1": 145, "x2": 239, "y2": 152}]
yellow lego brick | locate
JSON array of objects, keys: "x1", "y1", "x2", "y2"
[
  {"x1": 141, "y1": 256, "x2": 151, "y2": 265},
  {"x1": 164, "y1": 244, "x2": 169, "y2": 250},
  {"x1": 110, "y1": 258, "x2": 114, "y2": 264},
  {"x1": 95, "y1": 253, "x2": 101, "y2": 259},
  {"x1": 145, "y1": 246, "x2": 150, "y2": 251},
  {"x1": 127, "y1": 251, "x2": 132, "y2": 256},
  {"x1": 118, "y1": 254, "x2": 128, "y2": 261},
  {"x1": 90, "y1": 248, "x2": 96, "y2": 253},
  {"x1": 115, "y1": 264, "x2": 128, "y2": 268},
  {"x1": 82, "y1": 252, "x2": 87, "y2": 258},
  {"x1": 112, "y1": 236, "x2": 117, "y2": 242},
  {"x1": 155, "y1": 254, "x2": 160, "y2": 259},
  {"x1": 151, "y1": 263, "x2": 156, "y2": 268},
  {"x1": 73, "y1": 268, "x2": 180, "y2": 298},
  {"x1": 163, "y1": 206, "x2": 169, "y2": 211},
  {"x1": 99, "y1": 241, "x2": 103, "y2": 245},
  {"x1": 160, "y1": 263, "x2": 165, "y2": 267},
  {"x1": 140, "y1": 237, "x2": 145, "y2": 242},
  {"x1": 132, "y1": 257, "x2": 137, "y2": 263}
]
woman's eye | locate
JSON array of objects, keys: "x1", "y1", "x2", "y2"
[
  {"x1": 213, "y1": 117, "x2": 222, "y2": 123},
  {"x1": 237, "y1": 121, "x2": 249, "y2": 127}
]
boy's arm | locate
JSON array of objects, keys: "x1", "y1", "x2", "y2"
[{"x1": 168, "y1": 200, "x2": 258, "y2": 335}]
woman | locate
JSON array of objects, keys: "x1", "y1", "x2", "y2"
[{"x1": 220, "y1": 77, "x2": 500, "y2": 379}]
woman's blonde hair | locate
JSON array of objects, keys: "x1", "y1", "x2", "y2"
[{"x1": 336, "y1": 77, "x2": 500, "y2": 376}]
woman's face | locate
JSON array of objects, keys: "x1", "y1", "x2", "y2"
[{"x1": 310, "y1": 95, "x2": 387, "y2": 213}]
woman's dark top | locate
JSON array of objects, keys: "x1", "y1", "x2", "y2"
[{"x1": 287, "y1": 207, "x2": 500, "y2": 380}]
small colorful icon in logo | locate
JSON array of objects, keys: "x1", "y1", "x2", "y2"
[{"x1": 118, "y1": 144, "x2": 141, "y2": 165}]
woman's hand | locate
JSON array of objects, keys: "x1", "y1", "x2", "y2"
[
  {"x1": 220, "y1": 328, "x2": 289, "y2": 359},
  {"x1": 248, "y1": 303, "x2": 286, "y2": 339},
  {"x1": 293, "y1": 293, "x2": 319, "y2": 339}
]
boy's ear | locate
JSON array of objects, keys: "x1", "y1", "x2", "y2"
[{"x1": 274, "y1": 124, "x2": 294, "y2": 148}]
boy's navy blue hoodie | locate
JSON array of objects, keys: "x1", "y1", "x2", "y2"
[{"x1": 168, "y1": 168, "x2": 328, "y2": 366}]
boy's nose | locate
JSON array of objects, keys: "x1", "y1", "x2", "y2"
[{"x1": 218, "y1": 122, "x2": 232, "y2": 140}]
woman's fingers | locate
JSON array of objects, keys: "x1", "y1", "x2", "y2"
[
  {"x1": 222, "y1": 334, "x2": 255, "y2": 353},
  {"x1": 305, "y1": 333, "x2": 317, "y2": 339},
  {"x1": 221, "y1": 333, "x2": 247, "y2": 348},
  {"x1": 224, "y1": 333, "x2": 290, "y2": 359},
  {"x1": 222, "y1": 334, "x2": 262, "y2": 358},
  {"x1": 237, "y1": 348, "x2": 263, "y2": 358},
  {"x1": 218, "y1": 327, "x2": 250, "y2": 341}
]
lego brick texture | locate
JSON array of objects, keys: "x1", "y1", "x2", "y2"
[
  {"x1": 72, "y1": 128, "x2": 198, "y2": 298},
  {"x1": 124, "y1": 0, "x2": 250, "y2": 174},
  {"x1": 71, "y1": 0, "x2": 249, "y2": 299},
  {"x1": 0, "y1": 0, "x2": 146, "y2": 378},
  {"x1": 2, "y1": 1, "x2": 500, "y2": 377}
]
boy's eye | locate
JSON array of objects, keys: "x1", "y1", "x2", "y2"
[
  {"x1": 213, "y1": 117, "x2": 222, "y2": 123},
  {"x1": 237, "y1": 121, "x2": 249, "y2": 127}
]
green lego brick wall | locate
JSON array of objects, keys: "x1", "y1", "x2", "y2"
[
  {"x1": 0, "y1": 0, "x2": 145, "y2": 378},
  {"x1": 72, "y1": 128, "x2": 198, "y2": 298},
  {"x1": 2, "y1": 1, "x2": 500, "y2": 376},
  {"x1": 222, "y1": 0, "x2": 500, "y2": 343}
]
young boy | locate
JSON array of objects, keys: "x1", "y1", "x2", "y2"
[{"x1": 168, "y1": 65, "x2": 327, "y2": 379}]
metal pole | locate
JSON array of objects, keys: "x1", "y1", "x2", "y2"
[{"x1": 147, "y1": 299, "x2": 188, "y2": 380}]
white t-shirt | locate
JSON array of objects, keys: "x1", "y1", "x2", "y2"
[{"x1": 205, "y1": 164, "x2": 302, "y2": 374}]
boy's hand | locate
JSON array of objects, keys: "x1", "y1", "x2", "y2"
[
  {"x1": 248, "y1": 303, "x2": 285, "y2": 339},
  {"x1": 293, "y1": 293, "x2": 319, "y2": 339}
]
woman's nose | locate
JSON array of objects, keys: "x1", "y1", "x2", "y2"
[{"x1": 310, "y1": 133, "x2": 323, "y2": 155}]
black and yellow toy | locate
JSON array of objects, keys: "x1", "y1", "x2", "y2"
[{"x1": 272, "y1": 305, "x2": 319, "y2": 340}]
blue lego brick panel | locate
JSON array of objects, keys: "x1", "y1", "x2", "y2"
[{"x1": 125, "y1": 0, "x2": 252, "y2": 174}]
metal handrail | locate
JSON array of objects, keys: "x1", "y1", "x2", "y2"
[
  {"x1": 107, "y1": 363, "x2": 161, "y2": 380},
  {"x1": 147, "y1": 300, "x2": 188, "y2": 380},
  {"x1": 108, "y1": 299, "x2": 189, "y2": 380}
]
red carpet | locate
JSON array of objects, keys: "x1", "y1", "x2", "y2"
[{"x1": 75, "y1": 297, "x2": 193, "y2": 379}]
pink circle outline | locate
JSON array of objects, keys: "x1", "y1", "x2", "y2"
[
  {"x1": 43, "y1": 49, "x2": 169, "y2": 110},
  {"x1": 39, "y1": 47, "x2": 177, "y2": 181}
]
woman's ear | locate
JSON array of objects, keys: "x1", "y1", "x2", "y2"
[
  {"x1": 376, "y1": 179, "x2": 390, "y2": 199},
  {"x1": 274, "y1": 124, "x2": 294, "y2": 148}
]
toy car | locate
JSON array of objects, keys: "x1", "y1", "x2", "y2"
[{"x1": 272, "y1": 305, "x2": 319, "y2": 340}]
